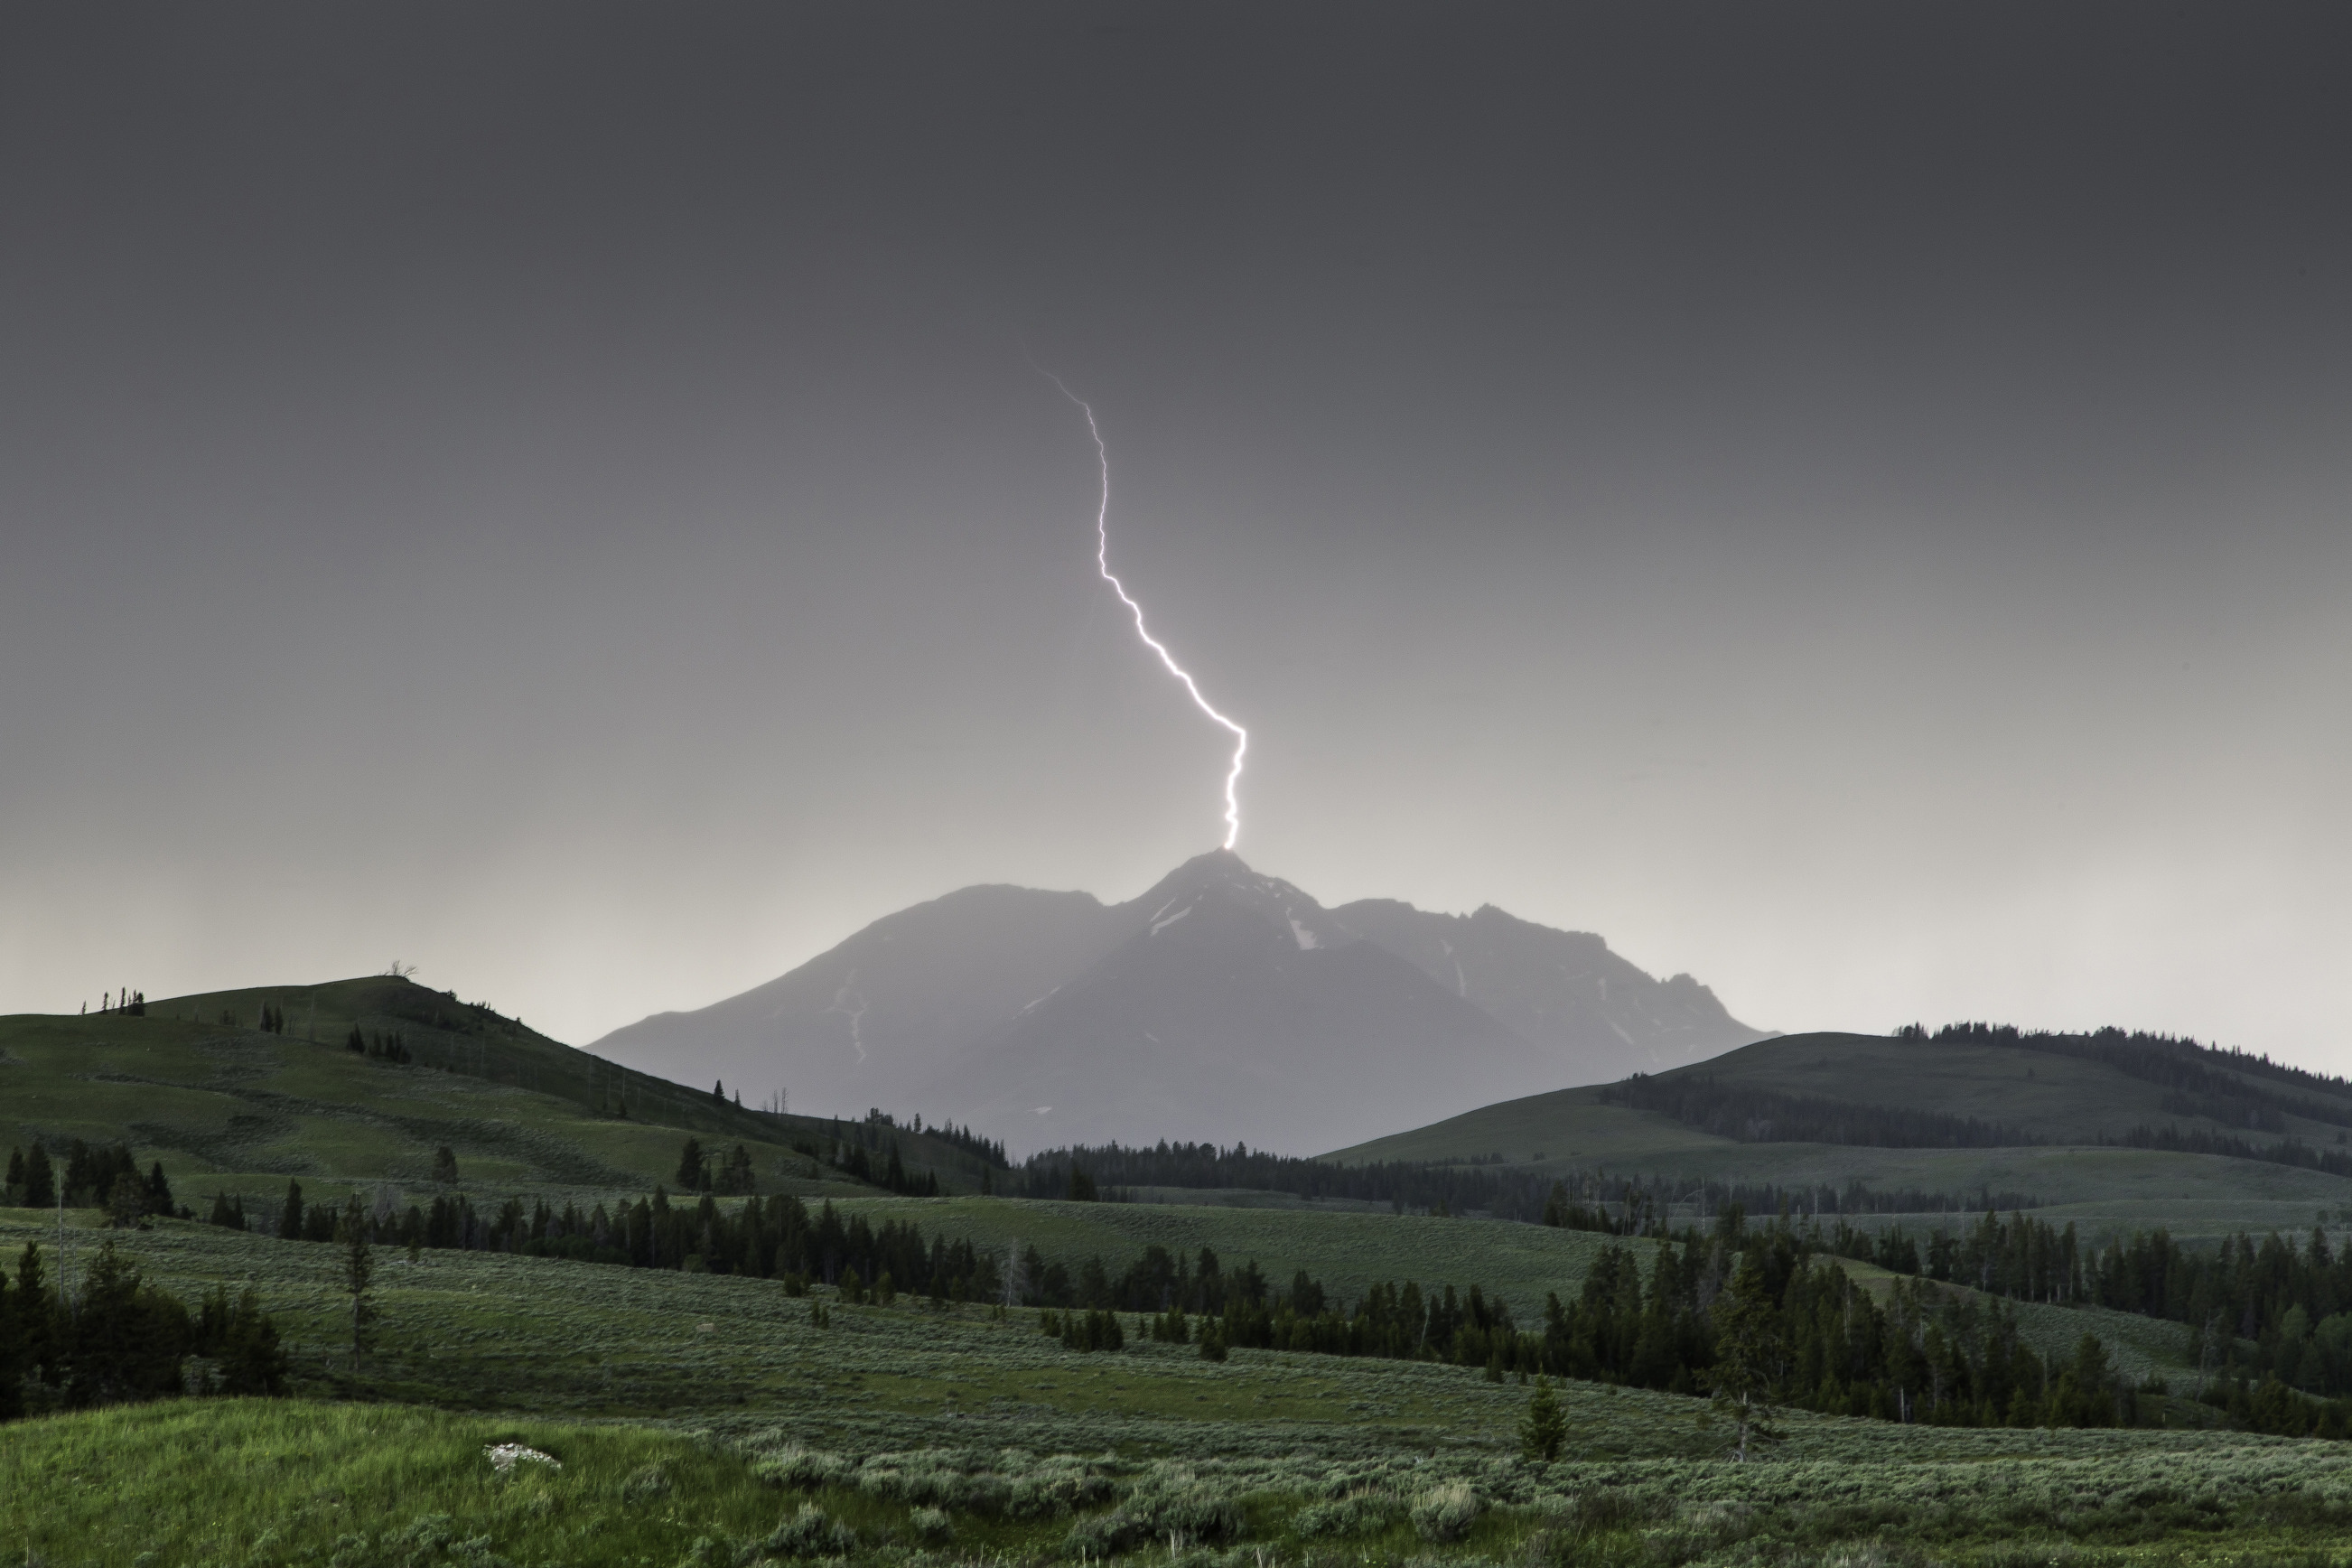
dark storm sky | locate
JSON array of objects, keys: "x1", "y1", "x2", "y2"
[{"x1": 5, "y1": 4, "x2": 2347, "y2": 1068}]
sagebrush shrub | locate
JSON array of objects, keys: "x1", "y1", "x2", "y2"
[
  {"x1": 1411, "y1": 1482, "x2": 1482, "y2": 1543},
  {"x1": 1293, "y1": 1491, "x2": 1401, "y2": 1539},
  {"x1": 764, "y1": 1503, "x2": 857, "y2": 1559}
]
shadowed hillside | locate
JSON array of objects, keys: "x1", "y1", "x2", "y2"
[{"x1": 0, "y1": 976, "x2": 1003, "y2": 1201}]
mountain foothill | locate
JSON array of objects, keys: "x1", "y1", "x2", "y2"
[{"x1": 590, "y1": 849, "x2": 1766, "y2": 1153}]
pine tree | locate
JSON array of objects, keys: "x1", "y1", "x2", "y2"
[
  {"x1": 1519, "y1": 1375, "x2": 1568, "y2": 1461},
  {"x1": 23, "y1": 1144, "x2": 54, "y2": 1209},
  {"x1": 277, "y1": 1181, "x2": 304, "y2": 1241},
  {"x1": 106, "y1": 1171, "x2": 149, "y2": 1229},
  {"x1": 1705, "y1": 1254, "x2": 1784, "y2": 1461},
  {"x1": 340, "y1": 1195, "x2": 377, "y2": 1374},
  {"x1": 432, "y1": 1145, "x2": 460, "y2": 1184}
]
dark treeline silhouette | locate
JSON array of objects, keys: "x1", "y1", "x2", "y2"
[
  {"x1": 779, "y1": 1115, "x2": 994, "y2": 1192},
  {"x1": 175, "y1": 1161, "x2": 2352, "y2": 1440},
  {"x1": 1914, "y1": 1022, "x2": 2352, "y2": 1131},
  {"x1": 5, "y1": 1141, "x2": 182, "y2": 1224},
  {"x1": 2114, "y1": 1123, "x2": 2352, "y2": 1179},
  {"x1": 1013, "y1": 1142, "x2": 2030, "y2": 1220},
  {"x1": 0, "y1": 1239, "x2": 288, "y2": 1423},
  {"x1": 326, "y1": 1182, "x2": 1012, "y2": 1305},
  {"x1": 1848, "y1": 1208, "x2": 2352, "y2": 1408},
  {"x1": 344, "y1": 1026, "x2": 414, "y2": 1065},
  {"x1": 1598, "y1": 1075, "x2": 2034, "y2": 1149}
]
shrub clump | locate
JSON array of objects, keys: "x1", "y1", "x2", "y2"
[
  {"x1": 621, "y1": 1464, "x2": 674, "y2": 1505},
  {"x1": 1411, "y1": 1482, "x2": 1483, "y2": 1544},
  {"x1": 751, "y1": 1443, "x2": 855, "y2": 1490},
  {"x1": 765, "y1": 1503, "x2": 857, "y2": 1558},
  {"x1": 1065, "y1": 1471, "x2": 1246, "y2": 1557},
  {"x1": 909, "y1": 1507, "x2": 955, "y2": 1544},
  {"x1": 1293, "y1": 1491, "x2": 1403, "y2": 1539}
]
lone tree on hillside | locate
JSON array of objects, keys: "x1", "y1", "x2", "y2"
[
  {"x1": 431, "y1": 1144, "x2": 459, "y2": 1184},
  {"x1": 340, "y1": 1194, "x2": 378, "y2": 1375},
  {"x1": 1705, "y1": 1253, "x2": 1784, "y2": 1461},
  {"x1": 1519, "y1": 1376, "x2": 1567, "y2": 1461}
]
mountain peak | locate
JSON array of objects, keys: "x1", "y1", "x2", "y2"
[{"x1": 1122, "y1": 849, "x2": 1358, "y2": 952}]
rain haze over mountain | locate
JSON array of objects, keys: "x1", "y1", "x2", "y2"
[
  {"x1": 591, "y1": 850, "x2": 1761, "y2": 1153},
  {"x1": 5, "y1": 5, "x2": 2349, "y2": 1080}
]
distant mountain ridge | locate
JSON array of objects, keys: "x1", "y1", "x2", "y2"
[{"x1": 591, "y1": 850, "x2": 1764, "y2": 1153}]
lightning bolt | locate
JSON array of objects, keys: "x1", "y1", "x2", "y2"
[{"x1": 1043, "y1": 374, "x2": 1250, "y2": 850}]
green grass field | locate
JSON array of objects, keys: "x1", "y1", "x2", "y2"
[
  {"x1": 7, "y1": 1208, "x2": 2351, "y2": 1567},
  {"x1": 16, "y1": 992, "x2": 2352, "y2": 1564}
]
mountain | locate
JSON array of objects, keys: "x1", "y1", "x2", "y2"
[
  {"x1": 591, "y1": 850, "x2": 1766, "y2": 1152},
  {"x1": 1325, "y1": 900, "x2": 1758, "y2": 1077},
  {"x1": 914, "y1": 854, "x2": 1550, "y2": 1153}
]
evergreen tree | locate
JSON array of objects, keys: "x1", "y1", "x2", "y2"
[
  {"x1": 340, "y1": 1195, "x2": 377, "y2": 1374},
  {"x1": 23, "y1": 1144, "x2": 54, "y2": 1210},
  {"x1": 144, "y1": 1161, "x2": 174, "y2": 1215},
  {"x1": 1706, "y1": 1254, "x2": 1783, "y2": 1461},
  {"x1": 106, "y1": 1171, "x2": 149, "y2": 1229},
  {"x1": 676, "y1": 1137, "x2": 706, "y2": 1190},
  {"x1": 4, "y1": 1148, "x2": 22, "y2": 1202},
  {"x1": 66, "y1": 1240, "x2": 190, "y2": 1407},
  {"x1": 1068, "y1": 1166, "x2": 1097, "y2": 1202},
  {"x1": 431, "y1": 1144, "x2": 460, "y2": 1184},
  {"x1": 1519, "y1": 1375, "x2": 1568, "y2": 1461},
  {"x1": 277, "y1": 1181, "x2": 304, "y2": 1242},
  {"x1": 197, "y1": 1284, "x2": 289, "y2": 1395}
]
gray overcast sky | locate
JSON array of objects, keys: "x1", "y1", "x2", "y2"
[{"x1": 5, "y1": 3, "x2": 2347, "y2": 1076}]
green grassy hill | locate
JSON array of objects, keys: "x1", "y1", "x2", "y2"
[
  {"x1": 0, "y1": 976, "x2": 997, "y2": 1206},
  {"x1": 1324, "y1": 1029, "x2": 2352, "y2": 1243}
]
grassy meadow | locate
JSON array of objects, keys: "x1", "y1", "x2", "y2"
[{"x1": 14, "y1": 989, "x2": 2352, "y2": 1564}]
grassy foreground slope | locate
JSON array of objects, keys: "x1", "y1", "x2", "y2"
[
  {"x1": 0, "y1": 978, "x2": 994, "y2": 1201},
  {"x1": 5, "y1": 1209, "x2": 2345, "y2": 1567},
  {"x1": 14, "y1": 1385, "x2": 2352, "y2": 1566}
]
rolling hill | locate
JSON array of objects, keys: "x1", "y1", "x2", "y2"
[
  {"x1": 1328, "y1": 1024, "x2": 2352, "y2": 1238},
  {"x1": 591, "y1": 849, "x2": 1766, "y2": 1151},
  {"x1": 0, "y1": 975, "x2": 998, "y2": 1209}
]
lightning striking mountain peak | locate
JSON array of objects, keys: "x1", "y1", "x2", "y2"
[{"x1": 1044, "y1": 374, "x2": 1249, "y2": 851}]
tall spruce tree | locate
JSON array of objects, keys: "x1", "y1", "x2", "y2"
[
  {"x1": 340, "y1": 1195, "x2": 377, "y2": 1374},
  {"x1": 1519, "y1": 1375, "x2": 1568, "y2": 1461},
  {"x1": 1705, "y1": 1254, "x2": 1784, "y2": 1461},
  {"x1": 277, "y1": 1181, "x2": 304, "y2": 1241},
  {"x1": 23, "y1": 1144, "x2": 54, "y2": 1210}
]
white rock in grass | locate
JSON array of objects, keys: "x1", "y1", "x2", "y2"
[{"x1": 486, "y1": 1442, "x2": 563, "y2": 1475}]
